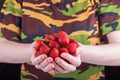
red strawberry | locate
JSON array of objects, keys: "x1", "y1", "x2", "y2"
[
  {"x1": 53, "y1": 33, "x2": 58, "y2": 39},
  {"x1": 35, "y1": 40, "x2": 44, "y2": 51},
  {"x1": 34, "y1": 31, "x2": 79, "y2": 59},
  {"x1": 49, "y1": 48, "x2": 59, "y2": 59},
  {"x1": 44, "y1": 34, "x2": 55, "y2": 41},
  {"x1": 34, "y1": 51, "x2": 40, "y2": 57},
  {"x1": 39, "y1": 43, "x2": 50, "y2": 55},
  {"x1": 67, "y1": 42, "x2": 77, "y2": 55},
  {"x1": 58, "y1": 37, "x2": 69, "y2": 45},
  {"x1": 57, "y1": 31, "x2": 69, "y2": 45},
  {"x1": 49, "y1": 41, "x2": 59, "y2": 48},
  {"x1": 58, "y1": 31, "x2": 68, "y2": 38},
  {"x1": 69, "y1": 38, "x2": 79, "y2": 47},
  {"x1": 59, "y1": 47, "x2": 68, "y2": 53}
]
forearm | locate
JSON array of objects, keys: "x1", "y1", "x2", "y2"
[
  {"x1": 81, "y1": 43, "x2": 120, "y2": 66},
  {"x1": 0, "y1": 38, "x2": 33, "y2": 63}
]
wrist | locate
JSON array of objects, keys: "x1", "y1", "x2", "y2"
[{"x1": 77, "y1": 43, "x2": 85, "y2": 63}]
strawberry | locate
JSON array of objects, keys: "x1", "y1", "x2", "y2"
[
  {"x1": 49, "y1": 48, "x2": 59, "y2": 59},
  {"x1": 57, "y1": 31, "x2": 69, "y2": 45},
  {"x1": 49, "y1": 41, "x2": 59, "y2": 48},
  {"x1": 67, "y1": 42, "x2": 77, "y2": 55},
  {"x1": 34, "y1": 51, "x2": 40, "y2": 57},
  {"x1": 53, "y1": 33, "x2": 58, "y2": 39},
  {"x1": 59, "y1": 47, "x2": 68, "y2": 53},
  {"x1": 58, "y1": 37, "x2": 69, "y2": 45},
  {"x1": 44, "y1": 34, "x2": 55, "y2": 41},
  {"x1": 69, "y1": 38, "x2": 79, "y2": 47},
  {"x1": 35, "y1": 40, "x2": 44, "y2": 51},
  {"x1": 57, "y1": 31, "x2": 68, "y2": 38},
  {"x1": 39, "y1": 43, "x2": 50, "y2": 55},
  {"x1": 34, "y1": 31, "x2": 79, "y2": 59}
]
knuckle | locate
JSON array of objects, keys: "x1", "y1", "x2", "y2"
[
  {"x1": 64, "y1": 66, "x2": 69, "y2": 71},
  {"x1": 76, "y1": 63, "x2": 81, "y2": 66},
  {"x1": 35, "y1": 65, "x2": 42, "y2": 69},
  {"x1": 48, "y1": 63, "x2": 54, "y2": 69},
  {"x1": 74, "y1": 61, "x2": 81, "y2": 66},
  {"x1": 71, "y1": 67, "x2": 76, "y2": 72}
]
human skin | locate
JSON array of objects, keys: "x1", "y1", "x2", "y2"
[
  {"x1": 0, "y1": 38, "x2": 33, "y2": 63},
  {"x1": 80, "y1": 31, "x2": 120, "y2": 66},
  {"x1": 31, "y1": 31, "x2": 120, "y2": 74},
  {"x1": 0, "y1": 31, "x2": 120, "y2": 74}
]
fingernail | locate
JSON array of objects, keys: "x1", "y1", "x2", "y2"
[
  {"x1": 50, "y1": 64, "x2": 54, "y2": 68},
  {"x1": 56, "y1": 58, "x2": 61, "y2": 63},
  {"x1": 61, "y1": 53, "x2": 67, "y2": 57},
  {"x1": 47, "y1": 58, "x2": 51, "y2": 62},
  {"x1": 41, "y1": 55, "x2": 46, "y2": 59}
]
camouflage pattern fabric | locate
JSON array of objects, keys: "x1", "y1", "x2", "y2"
[{"x1": 0, "y1": 0, "x2": 120, "y2": 80}]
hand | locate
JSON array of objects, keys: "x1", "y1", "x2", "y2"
[
  {"x1": 31, "y1": 41, "x2": 55, "y2": 75},
  {"x1": 54, "y1": 47, "x2": 81, "y2": 73},
  {"x1": 31, "y1": 54, "x2": 55, "y2": 74}
]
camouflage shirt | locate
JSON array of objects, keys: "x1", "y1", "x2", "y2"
[{"x1": 0, "y1": 0, "x2": 120, "y2": 80}]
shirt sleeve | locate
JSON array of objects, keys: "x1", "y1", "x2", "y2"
[
  {"x1": 98, "y1": 0, "x2": 120, "y2": 36},
  {"x1": 0, "y1": 0, "x2": 22, "y2": 41}
]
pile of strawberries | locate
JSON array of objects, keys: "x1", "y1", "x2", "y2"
[{"x1": 34, "y1": 31, "x2": 79, "y2": 60}]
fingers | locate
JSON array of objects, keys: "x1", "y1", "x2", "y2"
[
  {"x1": 60, "y1": 52, "x2": 81, "y2": 66},
  {"x1": 31, "y1": 54, "x2": 54, "y2": 72},
  {"x1": 38, "y1": 63, "x2": 54, "y2": 72},
  {"x1": 31, "y1": 54, "x2": 47, "y2": 65},
  {"x1": 53, "y1": 46, "x2": 82, "y2": 74},
  {"x1": 31, "y1": 43, "x2": 82, "y2": 74},
  {"x1": 54, "y1": 62, "x2": 65, "y2": 73},
  {"x1": 48, "y1": 70, "x2": 55, "y2": 75},
  {"x1": 35, "y1": 57, "x2": 53, "y2": 69},
  {"x1": 55, "y1": 57, "x2": 76, "y2": 73}
]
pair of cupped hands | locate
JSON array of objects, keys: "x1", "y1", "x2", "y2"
[{"x1": 31, "y1": 41, "x2": 82, "y2": 75}]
